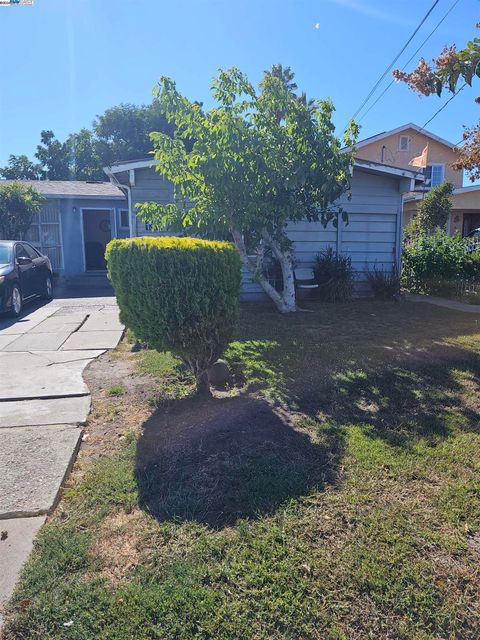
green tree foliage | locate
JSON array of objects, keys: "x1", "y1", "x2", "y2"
[
  {"x1": 93, "y1": 102, "x2": 175, "y2": 167},
  {"x1": 405, "y1": 182, "x2": 454, "y2": 238},
  {"x1": 0, "y1": 155, "x2": 43, "y2": 180},
  {"x1": 138, "y1": 66, "x2": 358, "y2": 313},
  {"x1": 106, "y1": 236, "x2": 241, "y2": 394},
  {"x1": 0, "y1": 183, "x2": 44, "y2": 239},
  {"x1": 1, "y1": 102, "x2": 174, "y2": 181}
]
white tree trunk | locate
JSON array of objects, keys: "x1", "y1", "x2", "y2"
[{"x1": 230, "y1": 226, "x2": 297, "y2": 313}]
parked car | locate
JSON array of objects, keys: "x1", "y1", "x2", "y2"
[
  {"x1": 0, "y1": 241, "x2": 53, "y2": 317},
  {"x1": 466, "y1": 228, "x2": 480, "y2": 253}
]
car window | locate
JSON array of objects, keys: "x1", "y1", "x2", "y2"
[
  {"x1": 0, "y1": 244, "x2": 12, "y2": 265},
  {"x1": 15, "y1": 243, "x2": 30, "y2": 260},
  {"x1": 24, "y1": 243, "x2": 40, "y2": 259}
]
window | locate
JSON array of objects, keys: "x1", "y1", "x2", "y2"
[
  {"x1": 119, "y1": 209, "x2": 130, "y2": 230},
  {"x1": 399, "y1": 135, "x2": 410, "y2": 151},
  {"x1": 15, "y1": 243, "x2": 30, "y2": 260},
  {"x1": 425, "y1": 164, "x2": 444, "y2": 188},
  {"x1": 23, "y1": 243, "x2": 40, "y2": 259}
]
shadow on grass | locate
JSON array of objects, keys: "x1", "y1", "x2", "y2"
[
  {"x1": 309, "y1": 356, "x2": 480, "y2": 448},
  {"x1": 135, "y1": 396, "x2": 344, "y2": 529},
  {"x1": 226, "y1": 302, "x2": 480, "y2": 448}
]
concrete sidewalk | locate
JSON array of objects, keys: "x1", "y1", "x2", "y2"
[
  {"x1": 0, "y1": 294, "x2": 123, "y2": 624},
  {"x1": 407, "y1": 293, "x2": 480, "y2": 314}
]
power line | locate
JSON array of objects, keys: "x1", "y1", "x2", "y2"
[
  {"x1": 358, "y1": 0, "x2": 462, "y2": 123},
  {"x1": 346, "y1": 0, "x2": 440, "y2": 127},
  {"x1": 421, "y1": 82, "x2": 466, "y2": 129}
]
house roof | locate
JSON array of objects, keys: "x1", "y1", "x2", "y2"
[
  {"x1": 405, "y1": 184, "x2": 480, "y2": 203},
  {"x1": 354, "y1": 157, "x2": 424, "y2": 182},
  {"x1": 0, "y1": 179, "x2": 125, "y2": 199},
  {"x1": 105, "y1": 158, "x2": 159, "y2": 174},
  {"x1": 354, "y1": 123, "x2": 456, "y2": 151},
  {"x1": 105, "y1": 157, "x2": 423, "y2": 182}
]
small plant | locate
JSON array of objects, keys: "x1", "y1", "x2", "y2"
[
  {"x1": 366, "y1": 265, "x2": 400, "y2": 300},
  {"x1": 106, "y1": 236, "x2": 241, "y2": 395},
  {"x1": 106, "y1": 385, "x2": 125, "y2": 397},
  {"x1": 313, "y1": 247, "x2": 353, "y2": 302}
]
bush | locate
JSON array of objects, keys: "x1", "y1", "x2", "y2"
[
  {"x1": 106, "y1": 237, "x2": 241, "y2": 393},
  {"x1": 366, "y1": 265, "x2": 401, "y2": 300},
  {"x1": 402, "y1": 232, "x2": 472, "y2": 295},
  {"x1": 313, "y1": 247, "x2": 353, "y2": 302}
]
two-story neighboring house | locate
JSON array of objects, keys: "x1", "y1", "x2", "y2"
[{"x1": 354, "y1": 123, "x2": 480, "y2": 237}]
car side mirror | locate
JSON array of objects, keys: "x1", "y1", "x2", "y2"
[{"x1": 17, "y1": 256, "x2": 32, "y2": 265}]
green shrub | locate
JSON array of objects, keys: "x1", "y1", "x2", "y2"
[
  {"x1": 313, "y1": 247, "x2": 353, "y2": 302},
  {"x1": 366, "y1": 265, "x2": 400, "y2": 300},
  {"x1": 402, "y1": 232, "x2": 473, "y2": 295},
  {"x1": 106, "y1": 237, "x2": 241, "y2": 393}
]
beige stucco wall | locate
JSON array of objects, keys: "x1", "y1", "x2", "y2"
[
  {"x1": 357, "y1": 128, "x2": 463, "y2": 188},
  {"x1": 403, "y1": 189, "x2": 480, "y2": 235}
]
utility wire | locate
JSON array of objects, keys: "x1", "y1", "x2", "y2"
[
  {"x1": 358, "y1": 0, "x2": 462, "y2": 124},
  {"x1": 421, "y1": 82, "x2": 466, "y2": 129},
  {"x1": 346, "y1": 0, "x2": 440, "y2": 128}
]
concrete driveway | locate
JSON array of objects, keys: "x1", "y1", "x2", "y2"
[{"x1": 0, "y1": 289, "x2": 123, "y2": 623}]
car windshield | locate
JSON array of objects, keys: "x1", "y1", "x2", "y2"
[{"x1": 0, "y1": 244, "x2": 12, "y2": 266}]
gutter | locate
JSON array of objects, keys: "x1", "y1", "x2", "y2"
[{"x1": 103, "y1": 167, "x2": 136, "y2": 238}]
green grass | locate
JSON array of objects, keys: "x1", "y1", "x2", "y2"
[
  {"x1": 3, "y1": 301, "x2": 480, "y2": 639},
  {"x1": 106, "y1": 385, "x2": 125, "y2": 397}
]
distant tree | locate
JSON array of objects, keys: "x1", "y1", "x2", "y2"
[
  {"x1": 35, "y1": 130, "x2": 70, "y2": 180},
  {"x1": 93, "y1": 102, "x2": 175, "y2": 166},
  {"x1": 393, "y1": 28, "x2": 480, "y2": 180},
  {"x1": 0, "y1": 182, "x2": 44, "y2": 239},
  {"x1": 0, "y1": 154, "x2": 44, "y2": 180},
  {"x1": 1, "y1": 102, "x2": 175, "y2": 182},
  {"x1": 406, "y1": 181, "x2": 454, "y2": 238},
  {"x1": 138, "y1": 66, "x2": 358, "y2": 313}
]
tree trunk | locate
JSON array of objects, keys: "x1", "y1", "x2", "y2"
[
  {"x1": 195, "y1": 370, "x2": 211, "y2": 396},
  {"x1": 230, "y1": 226, "x2": 297, "y2": 313}
]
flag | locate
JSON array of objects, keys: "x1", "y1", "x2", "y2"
[{"x1": 409, "y1": 144, "x2": 428, "y2": 168}]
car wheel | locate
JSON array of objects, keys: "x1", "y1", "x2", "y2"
[
  {"x1": 43, "y1": 274, "x2": 53, "y2": 300},
  {"x1": 10, "y1": 284, "x2": 22, "y2": 317}
]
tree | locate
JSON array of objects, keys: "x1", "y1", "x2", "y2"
[
  {"x1": 406, "y1": 181, "x2": 454, "y2": 238},
  {"x1": 93, "y1": 102, "x2": 175, "y2": 166},
  {"x1": 1, "y1": 102, "x2": 176, "y2": 182},
  {"x1": 138, "y1": 66, "x2": 358, "y2": 313},
  {"x1": 35, "y1": 130, "x2": 71, "y2": 180},
  {"x1": 393, "y1": 29, "x2": 480, "y2": 180},
  {"x1": 0, "y1": 183, "x2": 44, "y2": 239},
  {"x1": 0, "y1": 154, "x2": 44, "y2": 180}
]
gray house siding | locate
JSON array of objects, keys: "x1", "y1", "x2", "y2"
[
  {"x1": 131, "y1": 168, "x2": 174, "y2": 235},
  {"x1": 107, "y1": 161, "x2": 410, "y2": 299},
  {"x1": 242, "y1": 170, "x2": 402, "y2": 299}
]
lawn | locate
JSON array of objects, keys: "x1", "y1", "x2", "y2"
[{"x1": 3, "y1": 301, "x2": 480, "y2": 639}]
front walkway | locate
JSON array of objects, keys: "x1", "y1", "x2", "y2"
[
  {"x1": 407, "y1": 293, "x2": 480, "y2": 314},
  {"x1": 0, "y1": 292, "x2": 123, "y2": 623}
]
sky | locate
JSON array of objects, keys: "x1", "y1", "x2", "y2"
[{"x1": 0, "y1": 0, "x2": 478, "y2": 174}]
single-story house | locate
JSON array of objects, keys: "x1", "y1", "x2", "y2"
[
  {"x1": 404, "y1": 185, "x2": 480, "y2": 237},
  {"x1": 105, "y1": 157, "x2": 423, "y2": 297},
  {"x1": 0, "y1": 180, "x2": 127, "y2": 277},
  {"x1": 1, "y1": 156, "x2": 422, "y2": 296}
]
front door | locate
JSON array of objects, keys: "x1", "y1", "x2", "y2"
[
  {"x1": 82, "y1": 209, "x2": 112, "y2": 271},
  {"x1": 463, "y1": 212, "x2": 480, "y2": 237}
]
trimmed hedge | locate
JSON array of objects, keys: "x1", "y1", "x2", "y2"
[{"x1": 106, "y1": 237, "x2": 241, "y2": 392}]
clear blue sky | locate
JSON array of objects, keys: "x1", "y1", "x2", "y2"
[{"x1": 0, "y1": 0, "x2": 478, "y2": 169}]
